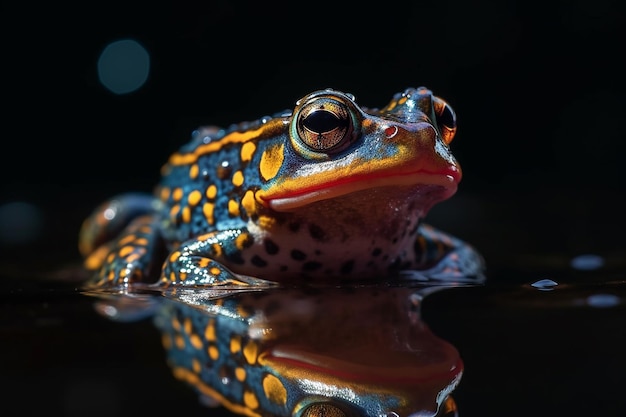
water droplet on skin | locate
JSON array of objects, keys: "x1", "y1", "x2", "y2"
[
  {"x1": 530, "y1": 279, "x2": 559, "y2": 291},
  {"x1": 570, "y1": 254, "x2": 605, "y2": 270},
  {"x1": 586, "y1": 293, "x2": 620, "y2": 308}
]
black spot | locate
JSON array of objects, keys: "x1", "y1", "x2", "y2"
[
  {"x1": 264, "y1": 239, "x2": 279, "y2": 255},
  {"x1": 291, "y1": 249, "x2": 306, "y2": 261},
  {"x1": 308, "y1": 224, "x2": 326, "y2": 241},
  {"x1": 302, "y1": 261, "x2": 322, "y2": 271},
  {"x1": 227, "y1": 252, "x2": 245, "y2": 265},
  {"x1": 372, "y1": 248, "x2": 382, "y2": 257},
  {"x1": 251, "y1": 255, "x2": 267, "y2": 267},
  {"x1": 340, "y1": 260, "x2": 354, "y2": 275},
  {"x1": 288, "y1": 222, "x2": 300, "y2": 233}
]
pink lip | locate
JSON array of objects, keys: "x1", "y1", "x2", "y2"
[{"x1": 262, "y1": 167, "x2": 460, "y2": 211}]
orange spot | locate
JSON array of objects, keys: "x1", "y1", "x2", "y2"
[
  {"x1": 258, "y1": 215, "x2": 275, "y2": 229},
  {"x1": 198, "y1": 258, "x2": 210, "y2": 268},
  {"x1": 184, "y1": 318, "x2": 192, "y2": 334},
  {"x1": 206, "y1": 184, "x2": 217, "y2": 199},
  {"x1": 243, "y1": 390, "x2": 259, "y2": 410},
  {"x1": 240, "y1": 142, "x2": 256, "y2": 162},
  {"x1": 83, "y1": 245, "x2": 110, "y2": 270},
  {"x1": 228, "y1": 200, "x2": 240, "y2": 217},
  {"x1": 118, "y1": 245, "x2": 134, "y2": 257},
  {"x1": 203, "y1": 202, "x2": 215, "y2": 225},
  {"x1": 169, "y1": 251, "x2": 181, "y2": 263},
  {"x1": 241, "y1": 190, "x2": 257, "y2": 217},
  {"x1": 134, "y1": 237, "x2": 149, "y2": 246},
  {"x1": 172, "y1": 188, "x2": 183, "y2": 201},
  {"x1": 235, "y1": 367, "x2": 246, "y2": 381},
  {"x1": 189, "y1": 164, "x2": 199, "y2": 180},
  {"x1": 262, "y1": 374, "x2": 287, "y2": 406},
  {"x1": 205, "y1": 319, "x2": 216, "y2": 342},
  {"x1": 175, "y1": 335, "x2": 185, "y2": 349},
  {"x1": 161, "y1": 334, "x2": 172, "y2": 350},
  {"x1": 138, "y1": 225, "x2": 152, "y2": 234},
  {"x1": 208, "y1": 345, "x2": 219, "y2": 360},
  {"x1": 182, "y1": 206, "x2": 191, "y2": 223},
  {"x1": 188, "y1": 190, "x2": 202, "y2": 206},
  {"x1": 169, "y1": 204, "x2": 180, "y2": 219},
  {"x1": 118, "y1": 234, "x2": 137, "y2": 246},
  {"x1": 192, "y1": 358, "x2": 202, "y2": 373},
  {"x1": 190, "y1": 334, "x2": 203, "y2": 349},
  {"x1": 210, "y1": 267, "x2": 221, "y2": 275},
  {"x1": 232, "y1": 170, "x2": 244, "y2": 187},
  {"x1": 230, "y1": 335, "x2": 241, "y2": 353},
  {"x1": 398, "y1": 96, "x2": 408, "y2": 105},
  {"x1": 243, "y1": 340, "x2": 258, "y2": 364},
  {"x1": 259, "y1": 143, "x2": 284, "y2": 182},
  {"x1": 235, "y1": 232, "x2": 252, "y2": 250},
  {"x1": 211, "y1": 243, "x2": 223, "y2": 257},
  {"x1": 160, "y1": 187, "x2": 171, "y2": 201},
  {"x1": 125, "y1": 253, "x2": 140, "y2": 263}
]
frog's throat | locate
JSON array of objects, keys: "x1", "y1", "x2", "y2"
[{"x1": 264, "y1": 171, "x2": 458, "y2": 212}]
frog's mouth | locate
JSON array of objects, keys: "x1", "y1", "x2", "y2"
[{"x1": 263, "y1": 169, "x2": 459, "y2": 212}]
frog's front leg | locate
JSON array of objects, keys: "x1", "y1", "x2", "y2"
[
  {"x1": 158, "y1": 229, "x2": 276, "y2": 288},
  {"x1": 410, "y1": 224, "x2": 486, "y2": 283}
]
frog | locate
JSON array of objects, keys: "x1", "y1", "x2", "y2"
[{"x1": 79, "y1": 87, "x2": 484, "y2": 289}]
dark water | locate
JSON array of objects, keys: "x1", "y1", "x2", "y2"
[{"x1": 1, "y1": 188, "x2": 625, "y2": 417}]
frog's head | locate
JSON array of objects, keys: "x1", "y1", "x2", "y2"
[{"x1": 255, "y1": 87, "x2": 460, "y2": 216}]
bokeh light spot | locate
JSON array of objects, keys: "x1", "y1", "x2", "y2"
[
  {"x1": 586, "y1": 293, "x2": 620, "y2": 308},
  {"x1": 570, "y1": 254, "x2": 605, "y2": 271},
  {"x1": 97, "y1": 39, "x2": 150, "y2": 94},
  {"x1": 0, "y1": 201, "x2": 44, "y2": 245}
]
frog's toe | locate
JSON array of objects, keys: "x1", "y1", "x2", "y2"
[
  {"x1": 404, "y1": 243, "x2": 486, "y2": 284},
  {"x1": 158, "y1": 255, "x2": 277, "y2": 289}
]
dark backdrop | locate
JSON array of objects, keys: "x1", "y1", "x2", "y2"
[{"x1": 4, "y1": 0, "x2": 625, "y2": 269}]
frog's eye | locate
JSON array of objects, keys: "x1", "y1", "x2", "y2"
[
  {"x1": 300, "y1": 403, "x2": 348, "y2": 417},
  {"x1": 433, "y1": 96, "x2": 457, "y2": 145},
  {"x1": 295, "y1": 97, "x2": 358, "y2": 152}
]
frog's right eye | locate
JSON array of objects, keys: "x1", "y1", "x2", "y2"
[{"x1": 291, "y1": 92, "x2": 361, "y2": 157}]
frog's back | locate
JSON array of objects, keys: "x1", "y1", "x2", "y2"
[{"x1": 156, "y1": 114, "x2": 288, "y2": 244}]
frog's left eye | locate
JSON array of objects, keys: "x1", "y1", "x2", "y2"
[
  {"x1": 300, "y1": 403, "x2": 348, "y2": 417},
  {"x1": 433, "y1": 96, "x2": 457, "y2": 145},
  {"x1": 294, "y1": 97, "x2": 358, "y2": 152}
]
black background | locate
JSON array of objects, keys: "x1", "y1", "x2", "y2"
[{"x1": 2, "y1": 1, "x2": 626, "y2": 417}]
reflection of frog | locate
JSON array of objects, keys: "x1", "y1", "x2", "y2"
[
  {"x1": 93, "y1": 286, "x2": 463, "y2": 417},
  {"x1": 79, "y1": 87, "x2": 484, "y2": 288}
]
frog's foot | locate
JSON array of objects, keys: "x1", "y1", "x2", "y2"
[
  {"x1": 405, "y1": 224, "x2": 486, "y2": 284},
  {"x1": 83, "y1": 214, "x2": 164, "y2": 290},
  {"x1": 157, "y1": 230, "x2": 278, "y2": 289},
  {"x1": 79, "y1": 193, "x2": 158, "y2": 257}
]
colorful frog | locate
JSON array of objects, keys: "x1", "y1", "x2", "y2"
[{"x1": 79, "y1": 87, "x2": 484, "y2": 288}]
